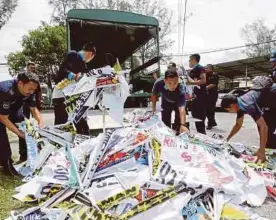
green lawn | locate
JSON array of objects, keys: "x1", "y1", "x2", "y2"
[
  {"x1": 0, "y1": 130, "x2": 28, "y2": 219},
  {"x1": 0, "y1": 173, "x2": 29, "y2": 219}
]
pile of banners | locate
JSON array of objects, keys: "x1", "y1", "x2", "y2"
[
  {"x1": 5, "y1": 68, "x2": 276, "y2": 220},
  {"x1": 6, "y1": 110, "x2": 276, "y2": 220}
]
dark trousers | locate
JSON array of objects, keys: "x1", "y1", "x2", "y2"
[
  {"x1": 263, "y1": 109, "x2": 276, "y2": 148},
  {"x1": 161, "y1": 103, "x2": 180, "y2": 132},
  {"x1": 53, "y1": 98, "x2": 90, "y2": 135},
  {"x1": 0, "y1": 119, "x2": 27, "y2": 162},
  {"x1": 189, "y1": 95, "x2": 207, "y2": 134},
  {"x1": 206, "y1": 92, "x2": 218, "y2": 126}
]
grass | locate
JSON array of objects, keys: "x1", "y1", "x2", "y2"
[
  {"x1": 0, "y1": 130, "x2": 28, "y2": 219},
  {"x1": 0, "y1": 173, "x2": 30, "y2": 219}
]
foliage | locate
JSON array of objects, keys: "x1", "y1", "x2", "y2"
[
  {"x1": 0, "y1": 0, "x2": 18, "y2": 30},
  {"x1": 48, "y1": 0, "x2": 173, "y2": 64},
  {"x1": 7, "y1": 23, "x2": 67, "y2": 90},
  {"x1": 241, "y1": 19, "x2": 276, "y2": 57}
]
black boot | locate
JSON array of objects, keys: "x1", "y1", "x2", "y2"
[{"x1": 3, "y1": 159, "x2": 22, "y2": 177}]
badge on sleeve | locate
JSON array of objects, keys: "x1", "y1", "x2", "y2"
[{"x1": 2, "y1": 101, "x2": 10, "y2": 109}]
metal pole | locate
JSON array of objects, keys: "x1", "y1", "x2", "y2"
[
  {"x1": 103, "y1": 107, "x2": 106, "y2": 133},
  {"x1": 245, "y1": 64, "x2": 248, "y2": 89},
  {"x1": 156, "y1": 27, "x2": 161, "y2": 78},
  {"x1": 66, "y1": 19, "x2": 71, "y2": 51}
]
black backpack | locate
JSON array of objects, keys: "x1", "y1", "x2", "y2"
[{"x1": 250, "y1": 76, "x2": 275, "y2": 110}]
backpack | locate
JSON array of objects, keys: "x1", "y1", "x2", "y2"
[{"x1": 250, "y1": 76, "x2": 275, "y2": 110}]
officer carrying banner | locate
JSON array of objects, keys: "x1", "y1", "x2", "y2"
[{"x1": 52, "y1": 42, "x2": 97, "y2": 135}]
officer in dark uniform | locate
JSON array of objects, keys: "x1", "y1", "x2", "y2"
[
  {"x1": 206, "y1": 64, "x2": 219, "y2": 130},
  {"x1": 0, "y1": 72, "x2": 44, "y2": 176},
  {"x1": 53, "y1": 42, "x2": 96, "y2": 135},
  {"x1": 221, "y1": 76, "x2": 276, "y2": 163},
  {"x1": 152, "y1": 70, "x2": 188, "y2": 134},
  {"x1": 187, "y1": 54, "x2": 207, "y2": 134},
  {"x1": 270, "y1": 51, "x2": 276, "y2": 83}
]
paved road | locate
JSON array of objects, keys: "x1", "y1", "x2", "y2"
[{"x1": 9, "y1": 110, "x2": 275, "y2": 219}]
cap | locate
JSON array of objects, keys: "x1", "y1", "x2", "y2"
[
  {"x1": 270, "y1": 50, "x2": 276, "y2": 62},
  {"x1": 165, "y1": 70, "x2": 178, "y2": 78}
]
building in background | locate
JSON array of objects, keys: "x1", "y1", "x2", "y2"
[{"x1": 0, "y1": 63, "x2": 12, "y2": 81}]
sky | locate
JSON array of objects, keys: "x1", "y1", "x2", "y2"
[{"x1": 0, "y1": 0, "x2": 275, "y2": 79}]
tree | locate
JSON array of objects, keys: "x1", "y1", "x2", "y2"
[
  {"x1": 48, "y1": 0, "x2": 173, "y2": 64},
  {"x1": 49, "y1": 0, "x2": 78, "y2": 25},
  {"x1": 0, "y1": 0, "x2": 18, "y2": 30},
  {"x1": 7, "y1": 23, "x2": 67, "y2": 90},
  {"x1": 241, "y1": 19, "x2": 276, "y2": 57},
  {"x1": 6, "y1": 51, "x2": 26, "y2": 75}
]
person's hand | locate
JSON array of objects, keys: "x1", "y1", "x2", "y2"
[
  {"x1": 38, "y1": 121, "x2": 45, "y2": 128},
  {"x1": 18, "y1": 131, "x2": 25, "y2": 139},
  {"x1": 180, "y1": 125, "x2": 189, "y2": 134},
  {"x1": 75, "y1": 73, "x2": 83, "y2": 81},
  {"x1": 254, "y1": 149, "x2": 266, "y2": 163}
]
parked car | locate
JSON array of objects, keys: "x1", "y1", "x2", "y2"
[{"x1": 216, "y1": 88, "x2": 247, "y2": 110}]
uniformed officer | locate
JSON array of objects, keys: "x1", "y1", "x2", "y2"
[
  {"x1": 206, "y1": 64, "x2": 219, "y2": 130},
  {"x1": 52, "y1": 42, "x2": 96, "y2": 135},
  {"x1": 221, "y1": 76, "x2": 276, "y2": 163},
  {"x1": 151, "y1": 70, "x2": 189, "y2": 135},
  {"x1": 0, "y1": 72, "x2": 44, "y2": 176},
  {"x1": 186, "y1": 54, "x2": 207, "y2": 134},
  {"x1": 270, "y1": 51, "x2": 276, "y2": 83}
]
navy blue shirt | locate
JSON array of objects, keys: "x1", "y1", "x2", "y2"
[
  {"x1": 206, "y1": 72, "x2": 219, "y2": 94},
  {"x1": 189, "y1": 64, "x2": 207, "y2": 96},
  {"x1": 152, "y1": 78, "x2": 186, "y2": 107},
  {"x1": 237, "y1": 90, "x2": 262, "y2": 121},
  {"x1": 0, "y1": 80, "x2": 36, "y2": 119}
]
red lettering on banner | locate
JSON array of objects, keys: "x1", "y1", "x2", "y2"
[{"x1": 181, "y1": 152, "x2": 192, "y2": 162}]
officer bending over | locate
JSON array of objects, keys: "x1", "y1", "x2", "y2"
[
  {"x1": 221, "y1": 76, "x2": 276, "y2": 163},
  {"x1": 53, "y1": 42, "x2": 96, "y2": 135},
  {"x1": 152, "y1": 70, "x2": 189, "y2": 134},
  {"x1": 0, "y1": 72, "x2": 44, "y2": 176}
]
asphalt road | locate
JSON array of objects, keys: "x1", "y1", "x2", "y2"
[{"x1": 9, "y1": 110, "x2": 276, "y2": 219}]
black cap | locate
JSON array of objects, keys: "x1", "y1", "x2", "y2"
[
  {"x1": 82, "y1": 42, "x2": 96, "y2": 52},
  {"x1": 165, "y1": 70, "x2": 178, "y2": 78}
]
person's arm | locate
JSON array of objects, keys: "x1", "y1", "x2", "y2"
[
  {"x1": 30, "y1": 107, "x2": 44, "y2": 128},
  {"x1": 254, "y1": 116, "x2": 268, "y2": 162},
  {"x1": 0, "y1": 115, "x2": 24, "y2": 138},
  {"x1": 178, "y1": 88, "x2": 188, "y2": 133},
  {"x1": 151, "y1": 94, "x2": 158, "y2": 114},
  {"x1": 207, "y1": 73, "x2": 219, "y2": 90},
  {"x1": 207, "y1": 84, "x2": 216, "y2": 90},
  {"x1": 151, "y1": 80, "x2": 161, "y2": 114},
  {"x1": 187, "y1": 73, "x2": 206, "y2": 86},
  {"x1": 179, "y1": 106, "x2": 186, "y2": 125},
  {"x1": 227, "y1": 116, "x2": 244, "y2": 141}
]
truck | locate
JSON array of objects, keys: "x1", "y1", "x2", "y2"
[{"x1": 66, "y1": 9, "x2": 160, "y2": 107}]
